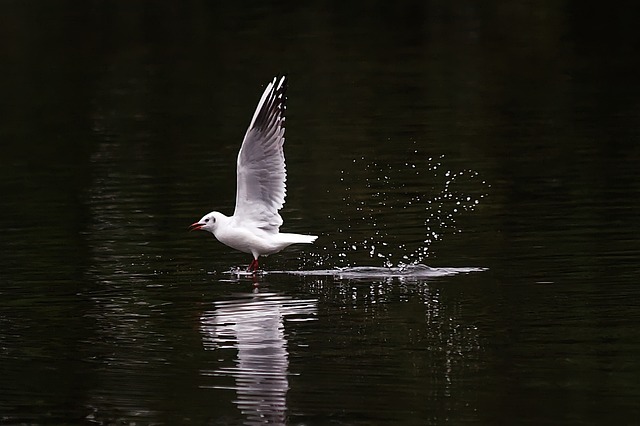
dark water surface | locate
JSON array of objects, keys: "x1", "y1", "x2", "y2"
[{"x1": 2, "y1": 2, "x2": 640, "y2": 425}]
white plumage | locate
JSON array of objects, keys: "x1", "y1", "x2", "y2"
[{"x1": 190, "y1": 76, "x2": 317, "y2": 271}]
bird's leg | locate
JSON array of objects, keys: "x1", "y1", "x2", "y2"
[{"x1": 247, "y1": 258, "x2": 259, "y2": 273}]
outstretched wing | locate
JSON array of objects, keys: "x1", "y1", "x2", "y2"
[{"x1": 233, "y1": 75, "x2": 287, "y2": 232}]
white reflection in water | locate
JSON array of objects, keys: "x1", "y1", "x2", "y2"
[
  {"x1": 299, "y1": 278, "x2": 483, "y2": 410},
  {"x1": 200, "y1": 292, "x2": 317, "y2": 424}
]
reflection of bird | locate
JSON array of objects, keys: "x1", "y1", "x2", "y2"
[
  {"x1": 200, "y1": 293, "x2": 317, "y2": 425},
  {"x1": 190, "y1": 76, "x2": 317, "y2": 272}
]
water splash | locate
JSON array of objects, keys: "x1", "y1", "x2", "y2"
[
  {"x1": 307, "y1": 149, "x2": 489, "y2": 269},
  {"x1": 272, "y1": 264, "x2": 486, "y2": 280}
]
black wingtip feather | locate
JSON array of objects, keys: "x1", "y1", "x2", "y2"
[{"x1": 254, "y1": 75, "x2": 287, "y2": 133}]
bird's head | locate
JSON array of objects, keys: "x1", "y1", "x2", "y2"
[{"x1": 189, "y1": 211, "x2": 221, "y2": 234}]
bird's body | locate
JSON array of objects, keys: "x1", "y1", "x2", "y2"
[
  {"x1": 190, "y1": 76, "x2": 317, "y2": 271},
  {"x1": 212, "y1": 212, "x2": 316, "y2": 258}
]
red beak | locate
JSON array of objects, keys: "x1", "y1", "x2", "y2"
[{"x1": 188, "y1": 222, "x2": 203, "y2": 232}]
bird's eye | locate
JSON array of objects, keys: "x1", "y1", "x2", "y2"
[{"x1": 205, "y1": 218, "x2": 209, "y2": 223}]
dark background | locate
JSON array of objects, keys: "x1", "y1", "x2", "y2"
[{"x1": 1, "y1": 1, "x2": 639, "y2": 424}]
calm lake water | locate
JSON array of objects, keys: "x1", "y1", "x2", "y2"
[{"x1": 1, "y1": 2, "x2": 640, "y2": 425}]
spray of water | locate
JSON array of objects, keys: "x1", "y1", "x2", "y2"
[{"x1": 304, "y1": 148, "x2": 489, "y2": 270}]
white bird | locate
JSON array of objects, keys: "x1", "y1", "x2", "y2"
[{"x1": 189, "y1": 75, "x2": 317, "y2": 272}]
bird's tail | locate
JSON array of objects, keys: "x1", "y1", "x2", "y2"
[{"x1": 279, "y1": 233, "x2": 318, "y2": 244}]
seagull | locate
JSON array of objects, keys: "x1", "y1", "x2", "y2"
[{"x1": 189, "y1": 75, "x2": 317, "y2": 272}]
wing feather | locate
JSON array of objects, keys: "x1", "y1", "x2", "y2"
[{"x1": 233, "y1": 76, "x2": 288, "y2": 232}]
